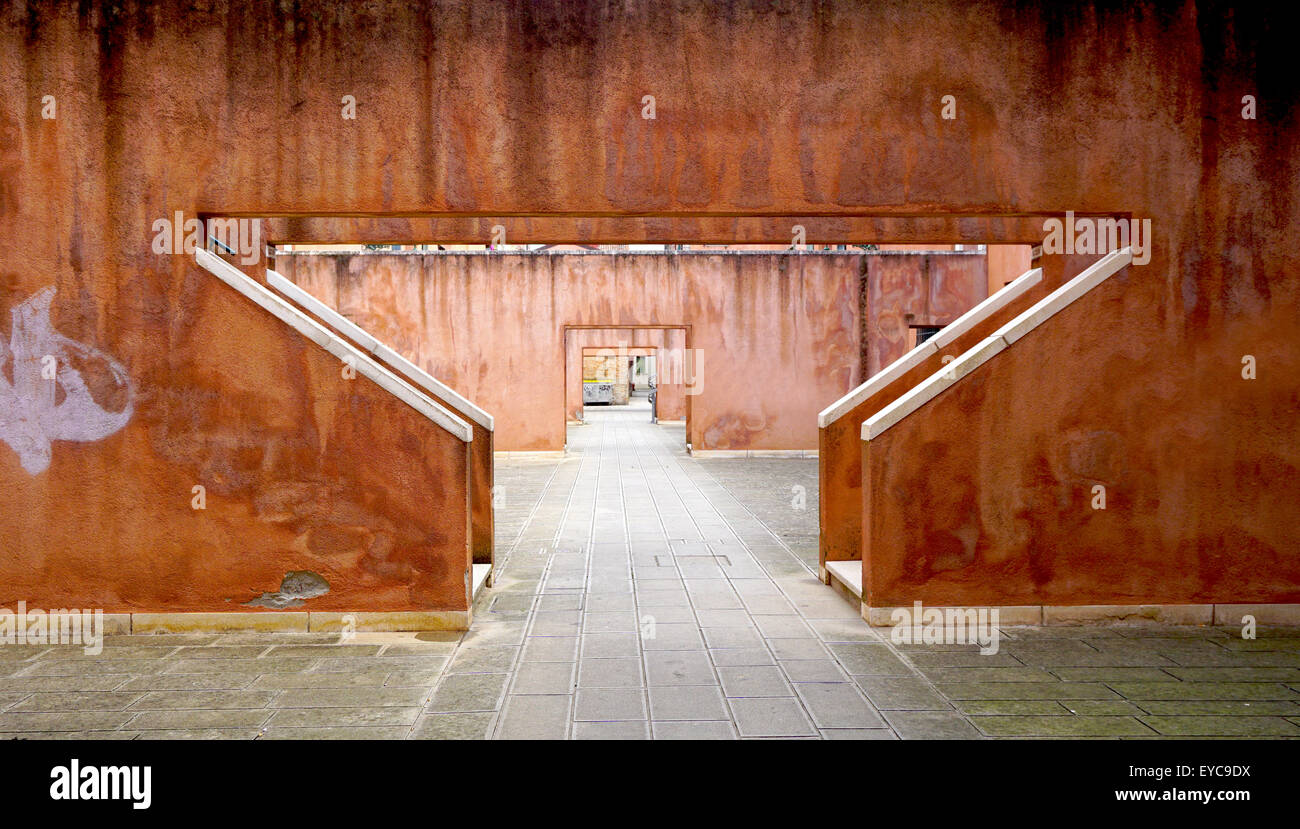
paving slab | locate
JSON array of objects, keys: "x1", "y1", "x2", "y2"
[{"x1": 2, "y1": 409, "x2": 1294, "y2": 740}]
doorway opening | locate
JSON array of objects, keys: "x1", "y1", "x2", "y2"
[
  {"x1": 580, "y1": 348, "x2": 656, "y2": 416},
  {"x1": 563, "y1": 326, "x2": 691, "y2": 449}
]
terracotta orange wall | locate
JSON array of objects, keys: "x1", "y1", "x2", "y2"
[
  {"x1": 683, "y1": 254, "x2": 864, "y2": 452},
  {"x1": 820, "y1": 273, "x2": 1049, "y2": 568},
  {"x1": 986, "y1": 245, "x2": 1034, "y2": 295},
  {"x1": 0, "y1": 260, "x2": 472, "y2": 613},
  {"x1": 1, "y1": 1, "x2": 1295, "y2": 613},
  {"x1": 863, "y1": 252, "x2": 989, "y2": 375},
  {"x1": 878, "y1": 244, "x2": 1031, "y2": 297},
  {"x1": 566, "y1": 329, "x2": 688, "y2": 424},
  {"x1": 863, "y1": 257, "x2": 1300, "y2": 607},
  {"x1": 276, "y1": 252, "x2": 987, "y2": 452}
]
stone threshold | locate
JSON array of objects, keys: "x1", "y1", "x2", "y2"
[
  {"x1": 822, "y1": 560, "x2": 863, "y2": 605},
  {"x1": 689, "y1": 449, "x2": 819, "y2": 458},
  {"x1": 495, "y1": 450, "x2": 567, "y2": 459},
  {"x1": 472, "y1": 563, "x2": 492, "y2": 597},
  {"x1": 859, "y1": 603, "x2": 1300, "y2": 627},
  {"x1": 57, "y1": 610, "x2": 473, "y2": 635}
]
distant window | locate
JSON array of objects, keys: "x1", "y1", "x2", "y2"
[{"x1": 915, "y1": 326, "x2": 942, "y2": 344}]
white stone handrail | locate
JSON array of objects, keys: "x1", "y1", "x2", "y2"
[
  {"x1": 195, "y1": 249, "x2": 473, "y2": 442},
  {"x1": 818, "y1": 265, "x2": 1044, "y2": 427},
  {"x1": 266, "y1": 269, "x2": 494, "y2": 432},
  {"x1": 860, "y1": 247, "x2": 1132, "y2": 441}
]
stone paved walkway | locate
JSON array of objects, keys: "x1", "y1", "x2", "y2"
[{"x1": 1, "y1": 406, "x2": 1297, "y2": 739}]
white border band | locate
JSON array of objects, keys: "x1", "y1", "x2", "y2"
[{"x1": 266, "y1": 269, "x2": 493, "y2": 431}]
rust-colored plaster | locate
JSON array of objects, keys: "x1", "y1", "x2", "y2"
[
  {"x1": 0, "y1": 272, "x2": 471, "y2": 613},
  {"x1": 820, "y1": 276, "x2": 1048, "y2": 568},
  {"x1": 262, "y1": 271, "x2": 494, "y2": 567},
  {"x1": 864, "y1": 253, "x2": 989, "y2": 376},
  {"x1": 863, "y1": 264, "x2": 1300, "y2": 606}
]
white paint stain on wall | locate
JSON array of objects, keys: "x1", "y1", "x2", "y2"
[{"x1": 0, "y1": 287, "x2": 134, "y2": 475}]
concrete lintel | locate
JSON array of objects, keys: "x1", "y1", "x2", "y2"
[
  {"x1": 930, "y1": 267, "x2": 1042, "y2": 350},
  {"x1": 819, "y1": 340, "x2": 938, "y2": 428},
  {"x1": 860, "y1": 249, "x2": 1132, "y2": 442},
  {"x1": 861, "y1": 334, "x2": 1007, "y2": 440},
  {"x1": 993, "y1": 247, "x2": 1132, "y2": 345}
]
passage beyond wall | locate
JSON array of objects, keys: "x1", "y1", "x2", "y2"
[{"x1": 275, "y1": 251, "x2": 988, "y2": 452}]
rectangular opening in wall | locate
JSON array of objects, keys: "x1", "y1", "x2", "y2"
[
  {"x1": 262, "y1": 239, "x2": 1035, "y2": 455},
  {"x1": 909, "y1": 325, "x2": 943, "y2": 349}
]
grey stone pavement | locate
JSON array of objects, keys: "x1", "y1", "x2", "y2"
[{"x1": 1, "y1": 402, "x2": 1298, "y2": 739}]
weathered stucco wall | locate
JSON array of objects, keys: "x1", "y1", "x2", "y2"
[
  {"x1": 863, "y1": 260, "x2": 1300, "y2": 606},
  {"x1": 820, "y1": 273, "x2": 1047, "y2": 569},
  {"x1": 863, "y1": 253, "x2": 991, "y2": 376},
  {"x1": 0, "y1": 263, "x2": 473, "y2": 613},
  {"x1": 276, "y1": 251, "x2": 985, "y2": 452},
  {"x1": 0, "y1": 0, "x2": 1295, "y2": 613}
]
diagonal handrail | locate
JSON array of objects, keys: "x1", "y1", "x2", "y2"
[
  {"x1": 195, "y1": 249, "x2": 472, "y2": 442},
  {"x1": 265, "y1": 269, "x2": 493, "y2": 432},
  {"x1": 820, "y1": 265, "x2": 1043, "y2": 428},
  {"x1": 861, "y1": 247, "x2": 1132, "y2": 441}
]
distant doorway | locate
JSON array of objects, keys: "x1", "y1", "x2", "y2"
[
  {"x1": 580, "y1": 346, "x2": 655, "y2": 417},
  {"x1": 562, "y1": 325, "x2": 691, "y2": 448}
]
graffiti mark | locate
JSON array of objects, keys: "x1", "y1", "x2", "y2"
[{"x1": 0, "y1": 287, "x2": 134, "y2": 474}]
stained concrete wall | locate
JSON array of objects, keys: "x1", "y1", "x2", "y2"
[
  {"x1": 821, "y1": 275, "x2": 1049, "y2": 568},
  {"x1": 863, "y1": 253, "x2": 991, "y2": 376},
  {"x1": 1, "y1": 0, "x2": 1295, "y2": 613},
  {"x1": 275, "y1": 252, "x2": 986, "y2": 452},
  {"x1": 862, "y1": 259, "x2": 1300, "y2": 606}
]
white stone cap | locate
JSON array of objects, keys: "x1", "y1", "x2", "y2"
[
  {"x1": 861, "y1": 247, "x2": 1132, "y2": 441},
  {"x1": 195, "y1": 249, "x2": 473, "y2": 443},
  {"x1": 266, "y1": 269, "x2": 493, "y2": 431},
  {"x1": 818, "y1": 266, "x2": 1043, "y2": 428}
]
